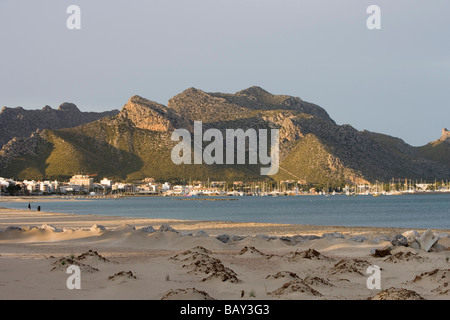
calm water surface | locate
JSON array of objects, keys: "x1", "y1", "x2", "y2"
[{"x1": 2, "y1": 194, "x2": 450, "y2": 229}]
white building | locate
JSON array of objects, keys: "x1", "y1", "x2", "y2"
[
  {"x1": 172, "y1": 185, "x2": 188, "y2": 195},
  {"x1": 134, "y1": 184, "x2": 159, "y2": 194},
  {"x1": 161, "y1": 182, "x2": 171, "y2": 191},
  {"x1": 0, "y1": 178, "x2": 10, "y2": 194},
  {"x1": 39, "y1": 180, "x2": 59, "y2": 193},
  {"x1": 100, "y1": 178, "x2": 113, "y2": 188},
  {"x1": 23, "y1": 180, "x2": 38, "y2": 193},
  {"x1": 0, "y1": 177, "x2": 10, "y2": 188},
  {"x1": 112, "y1": 183, "x2": 126, "y2": 191},
  {"x1": 22, "y1": 180, "x2": 59, "y2": 194},
  {"x1": 38, "y1": 182, "x2": 49, "y2": 193},
  {"x1": 69, "y1": 175, "x2": 93, "y2": 191}
]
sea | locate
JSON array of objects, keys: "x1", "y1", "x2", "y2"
[{"x1": 1, "y1": 194, "x2": 450, "y2": 229}]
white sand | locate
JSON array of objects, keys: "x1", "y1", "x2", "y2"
[{"x1": 0, "y1": 207, "x2": 449, "y2": 300}]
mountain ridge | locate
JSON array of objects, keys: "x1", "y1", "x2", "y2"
[
  {"x1": 0, "y1": 103, "x2": 119, "y2": 148},
  {"x1": 1, "y1": 87, "x2": 449, "y2": 185}
]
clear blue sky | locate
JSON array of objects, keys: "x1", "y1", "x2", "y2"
[{"x1": 0, "y1": 0, "x2": 449, "y2": 146}]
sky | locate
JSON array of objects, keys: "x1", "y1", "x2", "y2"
[{"x1": 0, "y1": 0, "x2": 449, "y2": 146}]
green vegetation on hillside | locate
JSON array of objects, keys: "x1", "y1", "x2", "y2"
[
  {"x1": 275, "y1": 134, "x2": 350, "y2": 187},
  {"x1": 418, "y1": 141, "x2": 450, "y2": 168}
]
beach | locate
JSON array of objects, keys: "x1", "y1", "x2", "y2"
[{"x1": 0, "y1": 206, "x2": 449, "y2": 300}]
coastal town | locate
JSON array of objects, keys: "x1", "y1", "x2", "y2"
[{"x1": 1, "y1": 174, "x2": 450, "y2": 197}]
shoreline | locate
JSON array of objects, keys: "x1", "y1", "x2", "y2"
[
  {"x1": 2, "y1": 193, "x2": 450, "y2": 232},
  {"x1": 2, "y1": 190, "x2": 450, "y2": 201},
  {"x1": 1, "y1": 206, "x2": 449, "y2": 238}
]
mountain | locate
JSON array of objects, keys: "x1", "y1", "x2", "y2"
[
  {"x1": 416, "y1": 128, "x2": 450, "y2": 169},
  {"x1": 0, "y1": 88, "x2": 449, "y2": 185},
  {"x1": 0, "y1": 103, "x2": 119, "y2": 148}
]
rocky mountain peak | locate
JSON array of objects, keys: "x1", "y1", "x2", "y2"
[
  {"x1": 171, "y1": 87, "x2": 223, "y2": 103},
  {"x1": 0, "y1": 103, "x2": 119, "y2": 148},
  {"x1": 182, "y1": 87, "x2": 202, "y2": 94},
  {"x1": 167, "y1": 87, "x2": 250, "y2": 125},
  {"x1": 120, "y1": 95, "x2": 174, "y2": 132},
  {"x1": 57, "y1": 102, "x2": 80, "y2": 112},
  {"x1": 440, "y1": 128, "x2": 450, "y2": 143},
  {"x1": 237, "y1": 86, "x2": 271, "y2": 97},
  {"x1": 1, "y1": 106, "x2": 24, "y2": 114}
]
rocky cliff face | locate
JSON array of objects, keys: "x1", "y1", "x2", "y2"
[
  {"x1": 0, "y1": 132, "x2": 43, "y2": 168},
  {"x1": 118, "y1": 95, "x2": 175, "y2": 132},
  {"x1": 167, "y1": 87, "x2": 253, "y2": 125},
  {"x1": 0, "y1": 103, "x2": 119, "y2": 148},
  {"x1": 440, "y1": 128, "x2": 450, "y2": 143}
]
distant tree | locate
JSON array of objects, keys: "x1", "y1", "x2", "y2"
[{"x1": 6, "y1": 185, "x2": 22, "y2": 195}]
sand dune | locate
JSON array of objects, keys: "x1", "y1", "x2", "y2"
[{"x1": 0, "y1": 207, "x2": 449, "y2": 300}]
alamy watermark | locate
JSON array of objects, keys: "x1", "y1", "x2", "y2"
[
  {"x1": 366, "y1": 265, "x2": 381, "y2": 290},
  {"x1": 367, "y1": 5, "x2": 381, "y2": 30},
  {"x1": 170, "y1": 121, "x2": 280, "y2": 175},
  {"x1": 66, "y1": 5, "x2": 81, "y2": 30},
  {"x1": 66, "y1": 265, "x2": 81, "y2": 289},
  {"x1": 65, "y1": 5, "x2": 381, "y2": 31}
]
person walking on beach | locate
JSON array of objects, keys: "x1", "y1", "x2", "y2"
[
  {"x1": 37, "y1": 205, "x2": 41, "y2": 212},
  {"x1": 28, "y1": 203, "x2": 31, "y2": 211}
]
